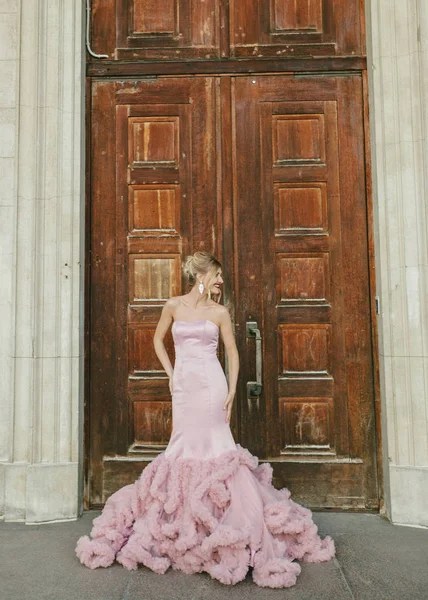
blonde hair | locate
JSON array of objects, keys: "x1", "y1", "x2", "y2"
[{"x1": 183, "y1": 251, "x2": 223, "y2": 303}]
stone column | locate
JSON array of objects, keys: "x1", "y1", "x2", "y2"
[
  {"x1": 0, "y1": 0, "x2": 84, "y2": 523},
  {"x1": 0, "y1": 0, "x2": 19, "y2": 519},
  {"x1": 366, "y1": 0, "x2": 428, "y2": 526}
]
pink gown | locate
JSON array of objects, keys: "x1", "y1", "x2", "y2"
[{"x1": 75, "y1": 319, "x2": 335, "y2": 588}]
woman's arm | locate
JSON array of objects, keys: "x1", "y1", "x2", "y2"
[
  {"x1": 153, "y1": 299, "x2": 175, "y2": 379},
  {"x1": 218, "y1": 307, "x2": 240, "y2": 423}
]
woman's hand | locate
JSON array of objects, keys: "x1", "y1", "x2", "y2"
[
  {"x1": 169, "y1": 373, "x2": 174, "y2": 395},
  {"x1": 223, "y1": 391, "x2": 235, "y2": 423}
]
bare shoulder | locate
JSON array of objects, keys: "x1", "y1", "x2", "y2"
[
  {"x1": 166, "y1": 295, "x2": 183, "y2": 310},
  {"x1": 213, "y1": 303, "x2": 232, "y2": 324},
  {"x1": 160, "y1": 297, "x2": 181, "y2": 322}
]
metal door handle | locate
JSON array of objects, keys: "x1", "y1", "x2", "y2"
[{"x1": 246, "y1": 321, "x2": 262, "y2": 398}]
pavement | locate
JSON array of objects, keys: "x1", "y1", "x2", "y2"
[{"x1": 1, "y1": 511, "x2": 427, "y2": 600}]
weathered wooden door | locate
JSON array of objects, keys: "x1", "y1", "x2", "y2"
[
  {"x1": 89, "y1": 77, "x2": 218, "y2": 504},
  {"x1": 233, "y1": 75, "x2": 377, "y2": 507},
  {"x1": 86, "y1": 1, "x2": 379, "y2": 510}
]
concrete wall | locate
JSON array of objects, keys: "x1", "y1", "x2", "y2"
[
  {"x1": 366, "y1": 0, "x2": 428, "y2": 527},
  {"x1": 0, "y1": 0, "x2": 427, "y2": 527},
  {"x1": 0, "y1": 0, "x2": 19, "y2": 518},
  {"x1": 0, "y1": 0, "x2": 85, "y2": 523}
]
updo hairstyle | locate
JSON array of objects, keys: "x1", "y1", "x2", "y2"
[{"x1": 183, "y1": 251, "x2": 223, "y2": 303}]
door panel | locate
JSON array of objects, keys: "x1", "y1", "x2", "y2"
[
  {"x1": 91, "y1": 0, "x2": 220, "y2": 60},
  {"x1": 231, "y1": 0, "x2": 363, "y2": 57},
  {"x1": 89, "y1": 78, "x2": 218, "y2": 504},
  {"x1": 233, "y1": 75, "x2": 378, "y2": 508}
]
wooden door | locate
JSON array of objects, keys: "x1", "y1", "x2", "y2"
[
  {"x1": 86, "y1": 1, "x2": 379, "y2": 510},
  {"x1": 89, "y1": 77, "x2": 219, "y2": 504},
  {"x1": 233, "y1": 75, "x2": 378, "y2": 508},
  {"x1": 88, "y1": 74, "x2": 378, "y2": 510}
]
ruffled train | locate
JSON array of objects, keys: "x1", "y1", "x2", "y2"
[{"x1": 75, "y1": 445, "x2": 335, "y2": 588}]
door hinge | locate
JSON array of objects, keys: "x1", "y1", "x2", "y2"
[{"x1": 375, "y1": 295, "x2": 380, "y2": 315}]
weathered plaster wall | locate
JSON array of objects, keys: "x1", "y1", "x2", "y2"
[
  {"x1": 366, "y1": 0, "x2": 428, "y2": 526},
  {"x1": 0, "y1": 0, "x2": 84, "y2": 523}
]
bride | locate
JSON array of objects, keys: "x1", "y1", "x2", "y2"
[{"x1": 75, "y1": 250, "x2": 335, "y2": 588}]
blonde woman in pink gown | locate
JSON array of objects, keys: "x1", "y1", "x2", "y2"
[{"x1": 75, "y1": 251, "x2": 335, "y2": 588}]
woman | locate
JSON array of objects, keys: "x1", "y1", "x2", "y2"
[{"x1": 75, "y1": 251, "x2": 335, "y2": 588}]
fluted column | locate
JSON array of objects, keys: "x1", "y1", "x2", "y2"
[
  {"x1": 366, "y1": 0, "x2": 428, "y2": 526},
  {"x1": 0, "y1": 0, "x2": 84, "y2": 523},
  {"x1": 0, "y1": 0, "x2": 19, "y2": 520}
]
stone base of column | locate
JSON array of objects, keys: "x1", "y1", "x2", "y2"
[
  {"x1": 389, "y1": 466, "x2": 428, "y2": 528},
  {"x1": 0, "y1": 463, "x2": 80, "y2": 523}
]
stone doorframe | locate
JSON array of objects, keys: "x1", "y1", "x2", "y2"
[{"x1": 1, "y1": 1, "x2": 427, "y2": 527}]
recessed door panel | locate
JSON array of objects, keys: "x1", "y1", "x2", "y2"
[{"x1": 90, "y1": 0, "x2": 220, "y2": 60}]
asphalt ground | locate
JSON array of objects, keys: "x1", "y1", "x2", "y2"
[{"x1": 1, "y1": 511, "x2": 427, "y2": 600}]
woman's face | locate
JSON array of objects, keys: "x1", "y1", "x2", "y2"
[{"x1": 201, "y1": 268, "x2": 223, "y2": 294}]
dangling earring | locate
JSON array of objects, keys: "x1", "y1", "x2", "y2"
[{"x1": 198, "y1": 280, "x2": 204, "y2": 295}]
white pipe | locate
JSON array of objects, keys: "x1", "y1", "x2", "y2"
[{"x1": 85, "y1": 0, "x2": 109, "y2": 58}]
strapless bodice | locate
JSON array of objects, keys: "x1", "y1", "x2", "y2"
[
  {"x1": 167, "y1": 317, "x2": 233, "y2": 460},
  {"x1": 172, "y1": 319, "x2": 219, "y2": 357}
]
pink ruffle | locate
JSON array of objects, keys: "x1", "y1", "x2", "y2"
[{"x1": 75, "y1": 445, "x2": 335, "y2": 588}]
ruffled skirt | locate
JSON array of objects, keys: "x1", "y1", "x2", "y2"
[{"x1": 75, "y1": 445, "x2": 335, "y2": 588}]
